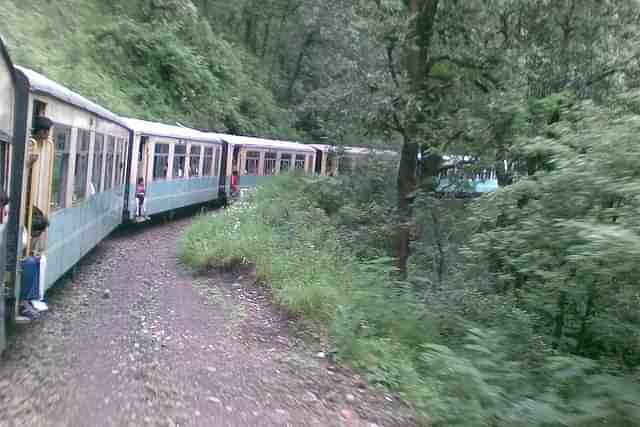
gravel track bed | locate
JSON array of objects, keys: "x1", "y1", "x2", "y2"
[{"x1": 0, "y1": 213, "x2": 416, "y2": 427}]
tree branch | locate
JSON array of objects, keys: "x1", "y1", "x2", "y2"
[
  {"x1": 386, "y1": 43, "x2": 401, "y2": 89},
  {"x1": 392, "y1": 111, "x2": 406, "y2": 136},
  {"x1": 581, "y1": 52, "x2": 640, "y2": 88}
]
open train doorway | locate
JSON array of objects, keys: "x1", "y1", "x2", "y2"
[
  {"x1": 25, "y1": 100, "x2": 53, "y2": 258},
  {"x1": 138, "y1": 135, "x2": 149, "y2": 182}
]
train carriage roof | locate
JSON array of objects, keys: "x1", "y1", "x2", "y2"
[
  {"x1": 14, "y1": 66, "x2": 126, "y2": 127},
  {"x1": 122, "y1": 118, "x2": 223, "y2": 144},
  {"x1": 209, "y1": 133, "x2": 315, "y2": 153},
  {"x1": 311, "y1": 144, "x2": 398, "y2": 159}
]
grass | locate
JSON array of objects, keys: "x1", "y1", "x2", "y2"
[
  {"x1": 179, "y1": 177, "x2": 640, "y2": 426},
  {"x1": 178, "y1": 178, "x2": 439, "y2": 423}
]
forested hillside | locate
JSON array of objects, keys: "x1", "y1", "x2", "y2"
[{"x1": 0, "y1": 0, "x2": 298, "y2": 137}]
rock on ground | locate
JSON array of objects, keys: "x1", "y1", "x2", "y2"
[{"x1": 0, "y1": 211, "x2": 417, "y2": 427}]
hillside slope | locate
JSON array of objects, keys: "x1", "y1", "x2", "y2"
[{"x1": 0, "y1": 0, "x2": 297, "y2": 138}]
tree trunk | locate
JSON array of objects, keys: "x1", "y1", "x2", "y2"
[
  {"x1": 244, "y1": 7, "x2": 258, "y2": 53},
  {"x1": 394, "y1": 138, "x2": 419, "y2": 276},
  {"x1": 419, "y1": 150, "x2": 442, "y2": 192},
  {"x1": 575, "y1": 283, "x2": 595, "y2": 355},
  {"x1": 392, "y1": 0, "x2": 440, "y2": 276},
  {"x1": 286, "y1": 31, "x2": 315, "y2": 103},
  {"x1": 261, "y1": 19, "x2": 271, "y2": 59},
  {"x1": 270, "y1": 0, "x2": 297, "y2": 85},
  {"x1": 553, "y1": 291, "x2": 568, "y2": 350}
]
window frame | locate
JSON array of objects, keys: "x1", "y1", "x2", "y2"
[
  {"x1": 295, "y1": 154, "x2": 306, "y2": 170},
  {"x1": 202, "y1": 146, "x2": 214, "y2": 176},
  {"x1": 51, "y1": 124, "x2": 72, "y2": 210},
  {"x1": 264, "y1": 152, "x2": 277, "y2": 176},
  {"x1": 104, "y1": 136, "x2": 116, "y2": 191},
  {"x1": 213, "y1": 146, "x2": 220, "y2": 176},
  {"x1": 152, "y1": 142, "x2": 170, "y2": 181},
  {"x1": 114, "y1": 137, "x2": 124, "y2": 188},
  {"x1": 92, "y1": 134, "x2": 104, "y2": 193},
  {"x1": 188, "y1": 144, "x2": 201, "y2": 177},
  {"x1": 245, "y1": 150, "x2": 260, "y2": 175},
  {"x1": 280, "y1": 153, "x2": 292, "y2": 173},
  {"x1": 73, "y1": 129, "x2": 91, "y2": 203},
  {"x1": 173, "y1": 143, "x2": 187, "y2": 179}
]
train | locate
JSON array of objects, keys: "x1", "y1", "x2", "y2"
[
  {"x1": 0, "y1": 34, "x2": 499, "y2": 352},
  {"x1": 0, "y1": 35, "x2": 414, "y2": 352}
]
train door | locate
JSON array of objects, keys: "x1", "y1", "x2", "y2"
[
  {"x1": 218, "y1": 141, "x2": 229, "y2": 201},
  {"x1": 138, "y1": 136, "x2": 149, "y2": 181},
  {"x1": 0, "y1": 40, "x2": 14, "y2": 351},
  {"x1": 232, "y1": 145, "x2": 241, "y2": 172},
  {"x1": 24, "y1": 100, "x2": 52, "y2": 257}
]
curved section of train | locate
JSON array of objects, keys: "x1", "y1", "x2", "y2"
[
  {"x1": 0, "y1": 35, "x2": 496, "y2": 354},
  {"x1": 0, "y1": 36, "x2": 336, "y2": 353}
]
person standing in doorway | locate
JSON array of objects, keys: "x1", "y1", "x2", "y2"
[
  {"x1": 27, "y1": 116, "x2": 53, "y2": 253},
  {"x1": 135, "y1": 177, "x2": 150, "y2": 220},
  {"x1": 17, "y1": 116, "x2": 54, "y2": 322},
  {"x1": 230, "y1": 170, "x2": 239, "y2": 199}
]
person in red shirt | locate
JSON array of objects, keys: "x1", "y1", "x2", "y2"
[
  {"x1": 135, "y1": 177, "x2": 149, "y2": 220},
  {"x1": 230, "y1": 170, "x2": 239, "y2": 198}
]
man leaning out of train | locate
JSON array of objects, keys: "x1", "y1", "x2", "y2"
[{"x1": 17, "y1": 117, "x2": 53, "y2": 321}]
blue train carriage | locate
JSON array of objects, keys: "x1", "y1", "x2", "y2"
[
  {"x1": 438, "y1": 155, "x2": 498, "y2": 194},
  {"x1": 122, "y1": 118, "x2": 225, "y2": 220},
  {"x1": 0, "y1": 35, "x2": 17, "y2": 352},
  {"x1": 8, "y1": 66, "x2": 130, "y2": 300},
  {"x1": 217, "y1": 134, "x2": 316, "y2": 191}
]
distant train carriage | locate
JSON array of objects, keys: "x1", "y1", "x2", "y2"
[
  {"x1": 123, "y1": 119, "x2": 225, "y2": 219},
  {"x1": 9, "y1": 66, "x2": 131, "y2": 296},
  {"x1": 215, "y1": 134, "x2": 316, "y2": 191},
  {"x1": 311, "y1": 144, "x2": 398, "y2": 176},
  {"x1": 0, "y1": 35, "x2": 16, "y2": 352}
]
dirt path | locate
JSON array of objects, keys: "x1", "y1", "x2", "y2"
[{"x1": 0, "y1": 213, "x2": 416, "y2": 427}]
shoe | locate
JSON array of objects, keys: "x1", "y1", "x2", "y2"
[
  {"x1": 19, "y1": 302, "x2": 40, "y2": 320},
  {"x1": 30, "y1": 300, "x2": 48, "y2": 312}
]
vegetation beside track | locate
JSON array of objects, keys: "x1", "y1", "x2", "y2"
[{"x1": 180, "y1": 173, "x2": 640, "y2": 426}]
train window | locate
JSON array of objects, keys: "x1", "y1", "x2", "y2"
[
  {"x1": 104, "y1": 136, "x2": 115, "y2": 190},
  {"x1": 92, "y1": 134, "x2": 104, "y2": 192},
  {"x1": 114, "y1": 138, "x2": 124, "y2": 187},
  {"x1": 213, "y1": 146, "x2": 220, "y2": 176},
  {"x1": 264, "y1": 152, "x2": 277, "y2": 176},
  {"x1": 245, "y1": 151, "x2": 260, "y2": 175},
  {"x1": 295, "y1": 154, "x2": 306, "y2": 170},
  {"x1": 51, "y1": 125, "x2": 71, "y2": 210},
  {"x1": 189, "y1": 145, "x2": 201, "y2": 177},
  {"x1": 73, "y1": 129, "x2": 91, "y2": 202},
  {"x1": 173, "y1": 144, "x2": 187, "y2": 179},
  {"x1": 153, "y1": 143, "x2": 170, "y2": 180},
  {"x1": 120, "y1": 139, "x2": 127, "y2": 184},
  {"x1": 202, "y1": 146, "x2": 214, "y2": 176},
  {"x1": 139, "y1": 136, "x2": 148, "y2": 162},
  {"x1": 280, "y1": 153, "x2": 292, "y2": 173}
]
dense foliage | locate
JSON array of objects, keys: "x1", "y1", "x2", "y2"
[
  {"x1": 6, "y1": 0, "x2": 640, "y2": 423},
  {"x1": 181, "y1": 173, "x2": 640, "y2": 426},
  {"x1": 0, "y1": 0, "x2": 296, "y2": 137}
]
